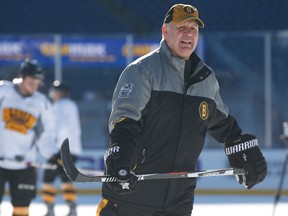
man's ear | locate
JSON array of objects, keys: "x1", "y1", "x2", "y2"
[{"x1": 162, "y1": 24, "x2": 168, "y2": 38}]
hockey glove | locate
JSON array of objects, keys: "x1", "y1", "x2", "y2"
[
  {"x1": 225, "y1": 134, "x2": 267, "y2": 189},
  {"x1": 48, "y1": 152, "x2": 63, "y2": 168},
  {"x1": 104, "y1": 143, "x2": 138, "y2": 194}
]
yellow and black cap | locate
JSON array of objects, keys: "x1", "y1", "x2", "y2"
[{"x1": 164, "y1": 4, "x2": 205, "y2": 28}]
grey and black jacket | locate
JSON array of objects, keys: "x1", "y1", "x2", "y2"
[{"x1": 102, "y1": 39, "x2": 241, "y2": 213}]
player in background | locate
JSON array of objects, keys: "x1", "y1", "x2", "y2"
[
  {"x1": 0, "y1": 58, "x2": 59, "y2": 216},
  {"x1": 42, "y1": 81, "x2": 82, "y2": 216},
  {"x1": 97, "y1": 3, "x2": 267, "y2": 216}
]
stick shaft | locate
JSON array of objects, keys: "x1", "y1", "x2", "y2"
[
  {"x1": 61, "y1": 138, "x2": 246, "y2": 183},
  {"x1": 0, "y1": 157, "x2": 57, "y2": 170}
]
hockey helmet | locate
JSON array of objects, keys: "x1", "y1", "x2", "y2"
[{"x1": 19, "y1": 58, "x2": 44, "y2": 79}]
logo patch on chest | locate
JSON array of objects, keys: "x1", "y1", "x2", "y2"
[
  {"x1": 2, "y1": 108, "x2": 37, "y2": 134},
  {"x1": 199, "y1": 101, "x2": 209, "y2": 120}
]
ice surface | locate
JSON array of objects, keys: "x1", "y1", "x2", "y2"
[{"x1": 1, "y1": 194, "x2": 287, "y2": 216}]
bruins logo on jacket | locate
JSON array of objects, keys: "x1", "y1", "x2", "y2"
[{"x1": 199, "y1": 101, "x2": 208, "y2": 120}]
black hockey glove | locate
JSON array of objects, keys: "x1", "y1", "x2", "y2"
[
  {"x1": 48, "y1": 152, "x2": 63, "y2": 168},
  {"x1": 225, "y1": 134, "x2": 267, "y2": 189},
  {"x1": 104, "y1": 143, "x2": 138, "y2": 195}
]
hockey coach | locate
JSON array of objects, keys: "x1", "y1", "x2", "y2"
[{"x1": 97, "y1": 3, "x2": 267, "y2": 216}]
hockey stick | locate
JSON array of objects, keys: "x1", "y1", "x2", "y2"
[
  {"x1": 61, "y1": 138, "x2": 247, "y2": 183},
  {"x1": 272, "y1": 135, "x2": 288, "y2": 216},
  {"x1": 0, "y1": 156, "x2": 24, "y2": 162},
  {"x1": 27, "y1": 162, "x2": 57, "y2": 170},
  {"x1": 0, "y1": 156, "x2": 104, "y2": 173},
  {"x1": 0, "y1": 156, "x2": 57, "y2": 170}
]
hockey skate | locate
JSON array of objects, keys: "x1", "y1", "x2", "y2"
[
  {"x1": 66, "y1": 202, "x2": 77, "y2": 216},
  {"x1": 44, "y1": 203, "x2": 55, "y2": 216}
]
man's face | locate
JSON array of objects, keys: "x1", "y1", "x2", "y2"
[
  {"x1": 162, "y1": 19, "x2": 199, "y2": 60},
  {"x1": 19, "y1": 76, "x2": 43, "y2": 96},
  {"x1": 49, "y1": 90, "x2": 62, "y2": 102}
]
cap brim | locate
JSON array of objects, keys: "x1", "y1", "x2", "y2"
[
  {"x1": 32, "y1": 75, "x2": 44, "y2": 79},
  {"x1": 173, "y1": 16, "x2": 205, "y2": 28}
]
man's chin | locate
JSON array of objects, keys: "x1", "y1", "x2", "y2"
[{"x1": 178, "y1": 51, "x2": 193, "y2": 59}]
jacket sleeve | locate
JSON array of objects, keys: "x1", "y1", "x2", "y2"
[
  {"x1": 208, "y1": 114, "x2": 242, "y2": 143},
  {"x1": 108, "y1": 64, "x2": 152, "y2": 147},
  {"x1": 206, "y1": 71, "x2": 242, "y2": 143},
  {"x1": 35, "y1": 96, "x2": 58, "y2": 159},
  {"x1": 54, "y1": 100, "x2": 82, "y2": 155}
]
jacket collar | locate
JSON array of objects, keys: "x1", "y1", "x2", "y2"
[{"x1": 159, "y1": 38, "x2": 203, "y2": 76}]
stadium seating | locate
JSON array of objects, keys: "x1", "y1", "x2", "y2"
[{"x1": 1, "y1": 0, "x2": 287, "y2": 34}]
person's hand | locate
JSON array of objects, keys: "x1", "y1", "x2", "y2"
[
  {"x1": 225, "y1": 134, "x2": 267, "y2": 189},
  {"x1": 48, "y1": 152, "x2": 62, "y2": 167},
  {"x1": 104, "y1": 143, "x2": 138, "y2": 194}
]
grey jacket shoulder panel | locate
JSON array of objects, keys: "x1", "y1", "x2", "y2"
[{"x1": 109, "y1": 39, "x2": 229, "y2": 132}]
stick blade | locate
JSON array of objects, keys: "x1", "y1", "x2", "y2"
[
  {"x1": 61, "y1": 138, "x2": 106, "y2": 183},
  {"x1": 60, "y1": 138, "x2": 80, "y2": 181}
]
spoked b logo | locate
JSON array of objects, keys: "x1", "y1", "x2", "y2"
[{"x1": 118, "y1": 169, "x2": 128, "y2": 177}]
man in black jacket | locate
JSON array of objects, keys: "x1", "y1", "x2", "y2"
[{"x1": 96, "y1": 3, "x2": 267, "y2": 216}]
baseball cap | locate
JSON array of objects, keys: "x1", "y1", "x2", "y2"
[
  {"x1": 164, "y1": 4, "x2": 205, "y2": 28},
  {"x1": 50, "y1": 80, "x2": 70, "y2": 94}
]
